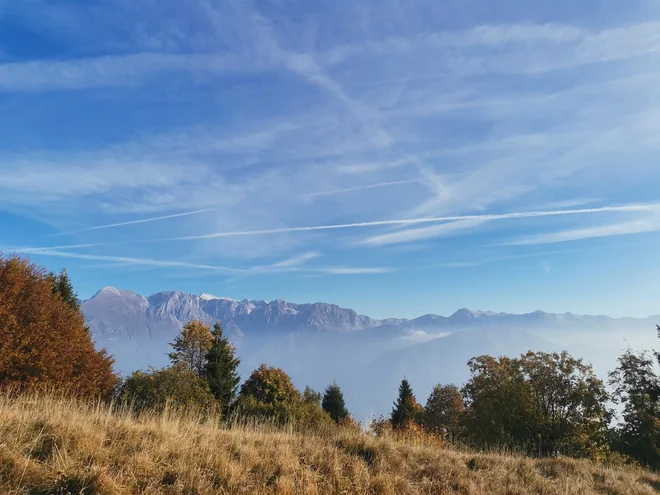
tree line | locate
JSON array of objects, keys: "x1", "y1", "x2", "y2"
[{"x1": 1, "y1": 254, "x2": 659, "y2": 470}]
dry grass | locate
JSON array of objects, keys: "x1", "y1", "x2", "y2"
[{"x1": 0, "y1": 393, "x2": 658, "y2": 494}]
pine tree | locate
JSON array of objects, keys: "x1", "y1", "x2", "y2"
[
  {"x1": 391, "y1": 378, "x2": 420, "y2": 429},
  {"x1": 322, "y1": 382, "x2": 349, "y2": 423},
  {"x1": 203, "y1": 322, "x2": 240, "y2": 414},
  {"x1": 51, "y1": 269, "x2": 79, "y2": 311}
]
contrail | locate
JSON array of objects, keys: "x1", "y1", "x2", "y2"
[
  {"x1": 47, "y1": 208, "x2": 217, "y2": 237},
  {"x1": 308, "y1": 177, "x2": 442, "y2": 197},
  {"x1": 165, "y1": 203, "x2": 659, "y2": 241},
  {"x1": 22, "y1": 203, "x2": 659, "y2": 250}
]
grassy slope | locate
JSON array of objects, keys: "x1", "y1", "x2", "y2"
[{"x1": 0, "y1": 394, "x2": 659, "y2": 495}]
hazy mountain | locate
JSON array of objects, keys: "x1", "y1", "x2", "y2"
[
  {"x1": 84, "y1": 287, "x2": 657, "y2": 343},
  {"x1": 82, "y1": 287, "x2": 658, "y2": 416}
]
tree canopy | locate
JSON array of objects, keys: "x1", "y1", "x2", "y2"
[
  {"x1": 0, "y1": 255, "x2": 118, "y2": 399},
  {"x1": 424, "y1": 384, "x2": 464, "y2": 440},
  {"x1": 609, "y1": 344, "x2": 660, "y2": 469},
  {"x1": 462, "y1": 351, "x2": 610, "y2": 458},
  {"x1": 168, "y1": 320, "x2": 213, "y2": 376}
]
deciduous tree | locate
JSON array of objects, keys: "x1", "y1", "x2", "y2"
[
  {"x1": 462, "y1": 351, "x2": 610, "y2": 459},
  {"x1": 0, "y1": 255, "x2": 118, "y2": 399},
  {"x1": 609, "y1": 344, "x2": 660, "y2": 469},
  {"x1": 424, "y1": 384, "x2": 464, "y2": 441},
  {"x1": 168, "y1": 320, "x2": 213, "y2": 376}
]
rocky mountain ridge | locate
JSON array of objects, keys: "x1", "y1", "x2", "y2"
[{"x1": 83, "y1": 286, "x2": 658, "y2": 342}]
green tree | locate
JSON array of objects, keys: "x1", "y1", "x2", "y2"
[
  {"x1": 119, "y1": 364, "x2": 217, "y2": 413},
  {"x1": 50, "y1": 269, "x2": 79, "y2": 311},
  {"x1": 391, "y1": 378, "x2": 422, "y2": 429},
  {"x1": 235, "y1": 365, "x2": 333, "y2": 429},
  {"x1": 169, "y1": 320, "x2": 213, "y2": 376},
  {"x1": 303, "y1": 386, "x2": 322, "y2": 405},
  {"x1": 461, "y1": 355, "x2": 529, "y2": 450},
  {"x1": 322, "y1": 382, "x2": 350, "y2": 424},
  {"x1": 462, "y1": 351, "x2": 610, "y2": 459},
  {"x1": 609, "y1": 346, "x2": 660, "y2": 469},
  {"x1": 424, "y1": 384, "x2": 464, "y2": 441},
  {"x1": 203, "y1": 323, "x2": 240, "y2": 414},
  {"x1": 238, "y1": 364, "x2": 301, "y2": 406}
]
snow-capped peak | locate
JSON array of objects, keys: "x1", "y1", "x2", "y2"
[
  {"x1": 200, "y1": 293, "x2": 234, "y2": 302},
  {"x1": 95, "y1": 286, "x2": 122, "y2": 297}
]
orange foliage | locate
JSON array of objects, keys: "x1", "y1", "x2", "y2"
[{"x1": 0, "y1": 255, "x2": 118, "y2": 399}]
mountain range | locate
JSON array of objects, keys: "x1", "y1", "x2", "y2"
[
  {"x1": 82, "y1": 287, "x2": 658, "y2": 417},
  {"x1": 83, "y1": 286, "x2": 658, "y2": 342}
]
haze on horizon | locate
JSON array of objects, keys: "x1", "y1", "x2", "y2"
[{"x1": 2, "y1": 0, "x2": 660, "y2": 320}]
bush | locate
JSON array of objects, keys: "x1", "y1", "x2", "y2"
[
  {"x1": 234, "y1": 365, "x2": 334, "y2": 431},
  {"x1": 119, "y1": 365, "x2": 218, "y2": 414},
  {"x1": 370, "y1": 414, "x2": 443, "y2": 448}
]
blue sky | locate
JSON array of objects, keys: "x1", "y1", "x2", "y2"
[{"x1": 2, "y1": 0, "x2": 660, "y2": 319}]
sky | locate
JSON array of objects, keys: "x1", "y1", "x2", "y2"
[{"x1": 1, "y1": 0, "x2": 660, "y2": 319}]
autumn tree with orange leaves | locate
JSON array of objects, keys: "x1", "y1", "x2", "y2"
[{"x1": 0, "y1": 255, "x2": 119, "y2": 399}]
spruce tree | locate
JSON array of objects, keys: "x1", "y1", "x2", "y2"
[
  {"x1": 51, "y1": 269, "x2": 80, "y2": 310},
  {"x1": 203, "y1": 322, "x2": 240, "y2": 414},
  {"x1": 391, "y1": 378, "x2": 419, "y2": 429},
  {"x1": 50, "y1": 269, "x2": 90, "y2": 333},
  {"x1": 322, "y1": 382, "x2": 349, "y2": 423}
]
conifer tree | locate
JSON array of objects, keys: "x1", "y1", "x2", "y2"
[
  {"x1": 391, "y1": 378, "x2": 421, "y2": 429},
  {"x1": 51, "y1": 269, "x2": 79, "y2": 311},
  {"x1": 322, "y1": 382, "x2": 349, "y2": 423},
  {"x1": 203, "y1": 322, "x2": 240, "y2": 414}
]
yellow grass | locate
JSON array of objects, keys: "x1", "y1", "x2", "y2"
[{"x1": 0, "y1": 393, "x2": 658, "y2": 494}]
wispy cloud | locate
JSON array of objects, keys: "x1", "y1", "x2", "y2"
[
  {"x1": 320, "y1": 22, "x2": 660, "y2": 75},
  {"x1": 265, "y1": 251, "x2": 321, "y2": 269},
  {"x1": 362, "y1": 219, "x2": 486, "y2": 246},
  {"x1": 433, "y1": 247, "x2": 589, "y2": 268},
  {"x1": 320, "y1": 267, "x2": 394, "y2": 275},
  {"x1": 165, "y1": 204, "x2": 660, "y2": 242},
  {"x1": 507, "y1": 216, "x2": 660, "y2": 245},
  {"x1": 9, "y1": 247, "x2": 389, "y2": 277},
  {"x1": 0, "y1": 53, "x2": 253, "y2": 92},
  {"x1": 9, "y1": 248, "x2": 241, "y2": 273}
]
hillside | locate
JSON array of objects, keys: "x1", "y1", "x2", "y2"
[{"x1": 0, "y1": 394, "x2": 658, "y2": 495}]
